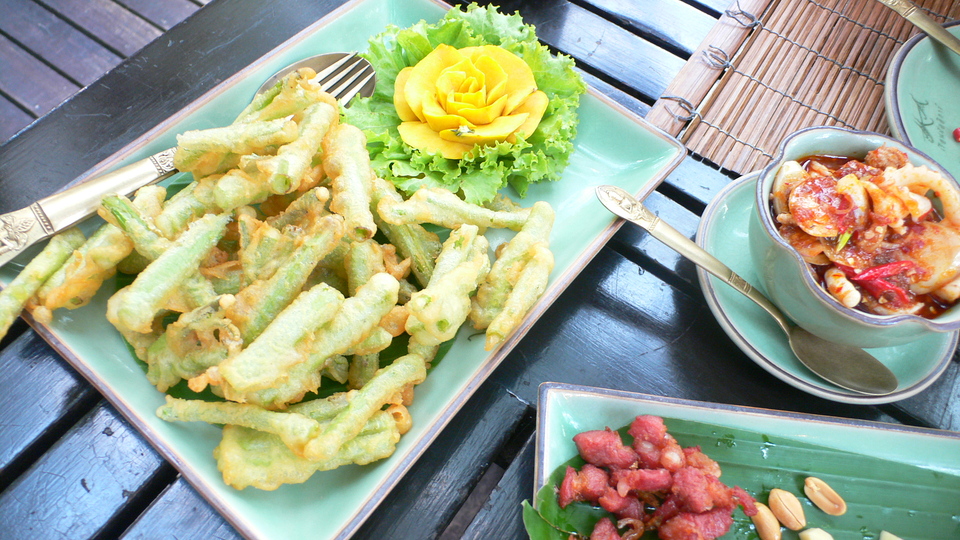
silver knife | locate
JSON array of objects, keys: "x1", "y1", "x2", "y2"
[
  {"x1": 876, "y1": 0, "x2": 960, "y2": 56},
  {"x1": 0, "y1": 148, "x2": 176, "y2": 268}
]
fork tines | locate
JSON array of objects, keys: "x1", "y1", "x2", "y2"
[{"x1": 315, "y1": 54, "x2": 375, "y2": 103}]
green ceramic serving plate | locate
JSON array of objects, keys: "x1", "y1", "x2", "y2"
[
  {"x1": 0, "y1": 0, "x2": 684, "y2": 538},
  {"x1": 533, "y1": 382, "x2": 960, "y2": 539},
  {"x1": 885, "y1": 21, "x2": 960, "y2": 182}
]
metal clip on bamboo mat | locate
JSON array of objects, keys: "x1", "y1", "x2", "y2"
[{"x1": 647, "y1": 0, "x2": 960, "y2": 176}]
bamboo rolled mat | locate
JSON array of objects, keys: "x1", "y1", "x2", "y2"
[{"x1": 646, "y1": 0, "x2": 960, "y2": 176}]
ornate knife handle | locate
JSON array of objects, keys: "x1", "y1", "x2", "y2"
[{"x1": 0, "y1": 147, "x2": 177, "y2": 268}]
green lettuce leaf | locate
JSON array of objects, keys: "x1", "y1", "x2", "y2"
[{"x1": 343, "y1": 2, "x2": 585, "y2": 205}]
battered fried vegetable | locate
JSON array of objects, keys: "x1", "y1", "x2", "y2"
[
  {"x1": 370, "y1": 177, "x2": 441, "y2": 287},
  {"x1": 471, "y1": 201, "x2": 555, "y2": 333},
  {"x1": 214, "y1": 410, "x2": 400, "y2": 490},
  {"x1": 226, "y1": 214, "x2": 345, "y2": 344},
  {"x1": 153, "y1": 181, "x2": 216, "y2": 239},
  {"x1": 258, "y1": 99, "x2": 340, "y2": 195},
  {"x1": 210, "y1": 282, "x2": 344, "y2": 394},
  {"x1": 0, "y1": 228, "x2": 85, "y2": 340},
  {"x1": 205, "y1": 169, "x2": 270, "y2": 211},
  {"x1": 266, "y1": 186, "x2": 330, "y2": 230},
  {"x1": 176, "y1": 118, "x2": 299, "y2": 155},
  {"x1": 99, "y1": 194, "x2": 219, "y2": 311},
  {"x1": 378, "y1": 187, "x2": 532, "y2": 231},
  {"x1": 223, "y1": 353, "x2": 344, "y2": 410},
  {"x1": 484, "y1": 243, "x2": 553, "y2": 350},
  {"x1": 158, "y1": 395, "x2": 322, "y2": 456},
  {"x1": 324, "y1": 123, "x2": 377, "y2": 241},
  {"x1": 345, "y1": 326, "x2": 393, "y2": 356},
  {"x1": 218, "y1": 272, "x2": 398, "y2": 394},
  {"x1": 345, "y1": 239, "x2": 387, "y2": 296},
  {"x1": 236, "y1": 213, "x2": 296, "y2": 286},
  {"x1": 35, "y1": 224, "x2": 133, "y2": 314},
  {"x1": 106, "y1": 212, "x2": 230, "y2": 334},
  {"x1": 348, "y1": 353, "x2": 381, "y2": 390},
  {"x1": 405, "y1": 225, "x2": 490, "y2": 346},
  {"x1": 36, "y1": 186, "x2": 167, "y2": 315},
  {"x1": 302, "y1": 353, "x2": 426, "y2": 462},
  {"x1": 146, "y1": 299, "x2": 242, "y2": 391},
  {"x1": 234, "y1": 67, "x2": 326, "y2": 124}
]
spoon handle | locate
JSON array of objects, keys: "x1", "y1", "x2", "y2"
[
  {"x1": 875, "y1": 0, "x2": 960, "y2": 56},
  {"x1": 596, "y1": 185, "x2": 791, "y2": 334}
]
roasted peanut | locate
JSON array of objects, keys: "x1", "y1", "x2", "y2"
[
  {"x1": 768, "y1": 488, "x2": 806, "y2": 530},
  {"x1": 804, "y1": 477, "x2": 847, "y2": 516},
  {"x1": 750, "y1": 502, "x2": 782, "y2": 540},
  {"x1": 799, "y1": 528, "x2": 834, "y2": 540}
]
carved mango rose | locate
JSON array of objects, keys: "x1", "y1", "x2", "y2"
[{"x1": 394, "y1": 43, "x2": 549, "y2": 159}]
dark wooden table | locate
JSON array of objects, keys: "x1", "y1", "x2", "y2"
[{"x1": 1, "y1": 0, "x2": 959, "y2": 538}]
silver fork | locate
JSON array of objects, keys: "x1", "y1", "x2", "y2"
[{"x1": 0, "y1": 53, "x2": 375, "y2": 268}]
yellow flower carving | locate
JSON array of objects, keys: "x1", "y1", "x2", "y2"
[{"x1": 394, "y1": 43, "x2": 549, "y2": 159}]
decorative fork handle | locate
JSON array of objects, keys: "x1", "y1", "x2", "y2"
[
  {"x1": 0, "y1": 148, "x2": 177, "y2": 268},
  {"x1": 876, "y1": 0, "x2": 960, "y2": 56}
]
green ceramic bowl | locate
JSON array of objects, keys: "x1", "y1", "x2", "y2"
[{"x1": 749, "y1": 126, "x2": 960, "y2": 348}]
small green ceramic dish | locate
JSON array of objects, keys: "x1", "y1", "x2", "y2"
[
  {"x1": 885, "y1": 21, "x2": 960, "y2": 183},
  {"x1": 531, "y1": 382, "x2": 960, "y2": 540}
]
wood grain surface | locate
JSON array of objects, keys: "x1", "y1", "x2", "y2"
[{"x1": 1, "y1": 0, "x2": 958, "y2": 539}]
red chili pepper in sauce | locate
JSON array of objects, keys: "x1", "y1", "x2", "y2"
[
  {"x1": 954, "y1": 127, "x2": 960, "y2": 143},
  {"x1": 856, "y1": 278, "x2": 913, "y2": 306},
  {"x1": 846, "y1": 260, "x2": 918, "y2": 281},
  {"x1": 835, "y1": 261, "x2": 917, "y2": 307}
]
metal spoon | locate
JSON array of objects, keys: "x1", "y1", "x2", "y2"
[
  {"x1": 0, "y1": 52, "x2": 375, "y2": 269},
  {"x1": 596, "y1": 184, "x2": 899, "y2": 396},
  {"x1": 875, "y1": 0, "x2": 960, "y2": 57}
]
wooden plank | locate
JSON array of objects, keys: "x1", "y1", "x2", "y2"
[
  {"x1": 0, "y1": 0, "x2": 350, "y2": 214},
  {"x1": 38, "y1": 0, "x2": 163, "y2": 56},
  {"x1": 0, "y1": 318, "x2": 29, "y2": 350},
  {"x1": 581, "y1": 0, "x2": 719, "y2": 56},
  {"x1": 0, "y1": 96, "x2": 34, "y2": 142},
  {"x1": 352, "y1": 386, "x2": 529, "y2": 538},
  {"x1": 656, "y1": 151, "x2": 733, "y2": 208},
  {"x1": 0, "y1": 330, "x2": 98, "y2": 484},
  {"x1": 693, "y1": 0, "x2": 738, "y2": 15},
  {"x1": 470, "y1": 0, "x2": 686, "y2": 103},
  {"x1": 116, "y1": 0, "x2": 201, "y2": 31},
  {"x1": 581, "y1": 70, "x2": 650, "y2": 118},
  {"x1": 608, "y1": 190, "x2": 706, "y2": 292},
  {"x1": 461, "y1": 432, "x2": 535, "y2": 540},
  {"x1": 120, "y1": 477, "x2": 241, "y2": 540},
  {"x1": 0, "y1": 402, "x2": 168, "y2": 539},
  {"x1": 0, "y1": 33, "x2": 78, "y2": 115},
  {"x1": 1, "y1": 0, "x2": 122, "y2": 86}
]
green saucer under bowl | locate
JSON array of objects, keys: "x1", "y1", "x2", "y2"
[{"x1": 695, "y1": 173, "x2": 957, "y2": 404}]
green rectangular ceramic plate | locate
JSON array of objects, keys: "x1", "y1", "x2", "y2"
[
  {"x1": 0, "y1": 0, "x2": 684, "y2": 538},
  {"x1": 535, "y1": 382, "x2": 960, "y2": 539}
]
